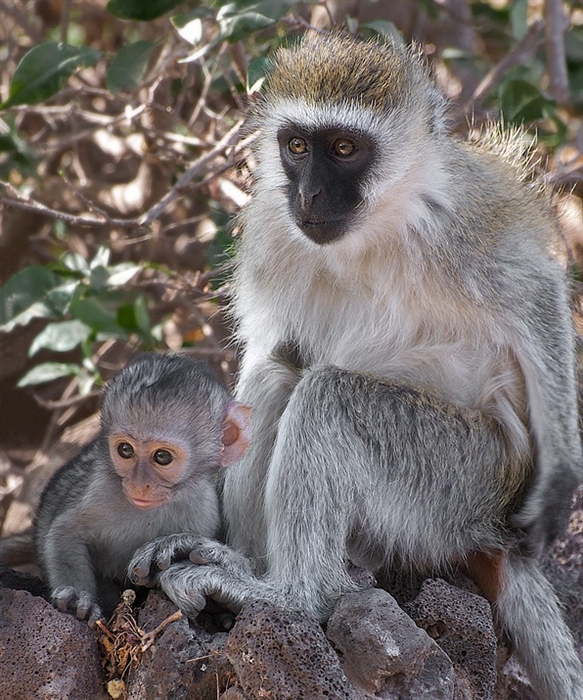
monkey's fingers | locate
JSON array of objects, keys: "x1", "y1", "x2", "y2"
[
  {"x1": 52, "y1": 586, "x2": 101, "y2": 624},
  {"x1": 75, "y1": 592, "x2": 103, "y2": 627},
  {"x1": 158, "y1": 563, "x2": 208, "y2": 620},
  {"x1": 87, "y1": 605, "x2": 104, "y2": 629},
  {"x1": 188, "y1": 540, "x2": 254, "y2": 576},
  {"x1": 128, "y1": 533, "x2": 208, "y2": 585},
  {"x1": 53, "y1": 585, "x2": 78, "y2": 614}
]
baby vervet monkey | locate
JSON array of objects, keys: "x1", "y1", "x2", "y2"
[
  {"x1": 34, "y1": 353, "x2": 251, "y2": 625},
  {"x1": 128, "y1": 32, "x2": 583, "y2": 700}
]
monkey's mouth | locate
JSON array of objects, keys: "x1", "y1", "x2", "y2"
[
  {"x1": 129, "y1": 496, "x2": 168, "y2": 509},
  {"x1": 298, "y1": 219, "x2": 347, "y2": 245}
]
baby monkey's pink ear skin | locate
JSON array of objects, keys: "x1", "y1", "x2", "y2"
[{"x1": 220, "y1": 402, "x2": 252, "y2": 467}]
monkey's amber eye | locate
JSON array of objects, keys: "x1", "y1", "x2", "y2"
[
  {"x1": 288, "y1": 137, "x2": 308, "y2": 155},
  {"x1": 333, "y1": 138, "x2": 355, "y2": 157},
  {"x1": 153, "y1": 449, "x2": 174, "y2": 466},
  {"x1": 117, "y1": 443, "x2": 135, "y2": 459}
]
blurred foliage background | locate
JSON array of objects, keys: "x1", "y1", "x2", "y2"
[{"x1": 0, "y1": 0, "x2": 582, "y2": 545}]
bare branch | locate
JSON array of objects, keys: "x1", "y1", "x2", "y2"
[
  {"x1": 466, "y1": 19, "x2": 545, "y2": 112},
  {"x1": 0, "y1": 181, "x2": 140, "y2": 229},
  {"x1": 544, "y1": 0, "x2": 570, "y2": 104},
  {"x1": 138, "y1": 118, "x2": 247, "y2": 228}
]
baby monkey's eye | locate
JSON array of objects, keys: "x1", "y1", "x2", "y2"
[
  {"x1": 153, "y1": 449, "x2": 174, "y2": 466},
  {"x1": 117, "y1": 443, "x2": 135, "y2": 459},
  {"x1": 288, "y1": 137, "x2": 308, "y2": 154},
  {"x1": 333, "y1": 138, "x2": 355, "y2": 157}
]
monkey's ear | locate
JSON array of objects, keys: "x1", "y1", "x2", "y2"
[{"x1": 220, "y1": 403, "x2": 252, "y2": 467}]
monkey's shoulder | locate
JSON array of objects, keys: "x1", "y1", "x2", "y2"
[{"x1": 451, "y1": 133, "x2": 557, "y2": 244}]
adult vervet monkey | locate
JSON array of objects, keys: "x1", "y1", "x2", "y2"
[{"x1": 129, "y1": 33, "x2": 583, "y2": 699}]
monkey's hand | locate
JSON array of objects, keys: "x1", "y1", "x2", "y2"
[
  {"x1": 510, "y1": 467, "x2": 580, "y2": 556},
  {"x1": 128, "y1": 533, "x2": 242, "y2": 587},
  {"x1": 52, "y1": 586, "x2": 103, "y2": 627},
  {"x1": 157, "y1": 556, "x2": 259, "y2": 621},
  {"x1": 186, "y1": 538, "x2": 254, "y2": 575}
]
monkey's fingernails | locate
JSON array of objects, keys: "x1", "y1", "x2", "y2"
[
  {"x1": 189, "y1": 551, "x2": 210, "y2": 565},
  {"x1": 88, "y1": 608, "x2": 104, "y2": 628},
  {"x1": 56, "y1": 598, "x2": 69, "y2": 614},
  {"x1": 131, "y1": 564, "x2": 151, "y2": 581},
  {"x1": 156, "y1": 555, "x2": 172, "y2": 570}
]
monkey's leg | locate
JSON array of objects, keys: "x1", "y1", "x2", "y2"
[
  {"x1": 259, "y1": 367, "x2": 511, "y2": 615},
  {"x1": 223, "y1": 352, "x2": 301, "y2": 565},
  {"x1": 261, "y1": 366, "x2": 581, "y2": 700}
]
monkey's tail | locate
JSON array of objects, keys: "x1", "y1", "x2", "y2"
[{"x1": 495, "y1": 554, "x2": 583, "y2": 700}]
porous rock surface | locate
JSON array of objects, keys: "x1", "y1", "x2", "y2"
[
  {"x1": 405, "y1": 578, "x2": 497, "y2": 699},
  {"x1": 0, "y1": 587, "x2": 106, "y2": 699},
  {"x1": 126, "y1": 591, "x2": 234, "y2": 700},
  {"x1": 327, "y1": 587, "x2": 455, "y2": 699},
  {"x1": 224, "y1": 599, "x2": 358, "y2": 699}
]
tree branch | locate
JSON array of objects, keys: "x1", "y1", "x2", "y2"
[
  {"x1": 544, "y1": 0, "x2": 570, "y2": 104},
  {"x1": 466, "y1": 19, "x2": 545, "y2": 112}
]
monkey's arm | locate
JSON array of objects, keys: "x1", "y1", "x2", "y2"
[
  {"x1": 505, "y1": 271, "x2": 583, "y2": 552},
  {"x1": 43, "y1": 523, "x2": 103, "y2": 625},
  {"x1": 222, "y1": 346, "x2": 302, "y2": 561},
  {"x1": 35, "y1": 442, "x2": 104, "y2": 625},
  {"x1": 132, "y1": 537, "x2": 277, "y2": 620}
]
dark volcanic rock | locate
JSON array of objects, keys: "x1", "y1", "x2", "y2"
[
  {"x1": 126, "y1": 590, "x2": 236, "y2": 700},
  {"x1": 406, "y1": 578, "x2": 497, "y2": 700},
  {"x1": 327, "y1": 587, "x2": 455, "y2": 699},
  {"x1": 0, "y1": 587, "x2": 106, "y2": 700},
  {"x1": 225, "y1": 600, "x2": 358, "y2": 699}
]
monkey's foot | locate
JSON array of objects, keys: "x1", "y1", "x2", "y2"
[
  {"x1": 52, "y1": 586, "x2": 103, "y2": 627},
  {"x1": 128, "y1": 533, "x2": 211, "y2": 586},
  {"x1": 186, "y1": 538, "x2": 254, "y2": 575},
  {"x1": 157, "y1": 560, "x2": 259, "y2": 620}
]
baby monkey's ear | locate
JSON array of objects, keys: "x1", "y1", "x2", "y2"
[{"x1": 220, "y1": 402, "x2": 252, "y2": 467}]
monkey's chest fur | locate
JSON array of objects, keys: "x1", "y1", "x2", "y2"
[{"x1": 237, "y1": 227, "x2": 529, "y2": 458}]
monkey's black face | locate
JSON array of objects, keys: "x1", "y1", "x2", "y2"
[{"x1": 277, "y1": 125, "x2": 376, "y2": 244}]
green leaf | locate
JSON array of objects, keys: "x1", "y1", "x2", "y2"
[
  {"x1": 133, "y1": 295, "x2": 151, "y2": 335},
  {"x1": 247, "y1": 56, "x2": 269, "y2": 93},
  {"x1": 510, "y1": 0, "x2": 528, "y2": 40},
  {"x1": 106, "y1": 263, "x2": 143, "y2": 286},
  {"x1": 1, "y1": 43, "x2": 100, "y2": 109},
  {"x1": 106, "y1": 0, "x2": 183, "y2": 21},
  {"x1": 89, "y1": 266, "x2": 110, "y2": 293},
  {"x1": 499, "y1": 79, "x2": 556, "y2": 124},
  {"x1": 0, "y1": 266, "x2": 62, "y2": 330},
  {"x1": 116, "y1": 296, "x2": 151, "y2": 336},
  {"x1": 106, "y1": 41, "x2": 157, "y2": 93},
  {"x1": 69, "y1": 297, "x2": 123, "y2": 335},
  {"x1": 0, "y1": 125, "x2": 40, "y2": 177},
  {"x1": 61, "y1": 252, "x2": 90, "y2": 275},
  {"x1": 172, "y1": 9, "x2": 213, "y2": 44},
  {"x1": 78, "y1": 371, "x2": 99, "y2": 396},
  {"x1": 361, "y1": 20, "x2": 404, "y2": 45},
  {"x1": 217, "y1": 4, "x2": 276, "y2": 42},
  {"x1": 29, "y1": 320, "x2": 92, "y2": 356},
  {"x1": 90, "y1": 246, "x2": 110, "y2": 269},
  {"x1": 18, "y1": 362, "x2": 82, "y2": 387},
  {"x1": 225, "y1": 0, "x2": 295, "y2": 21}
]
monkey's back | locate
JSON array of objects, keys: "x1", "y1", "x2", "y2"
[{"x1": 35, "y1": 439, "x2": 103, "y2": 571}]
